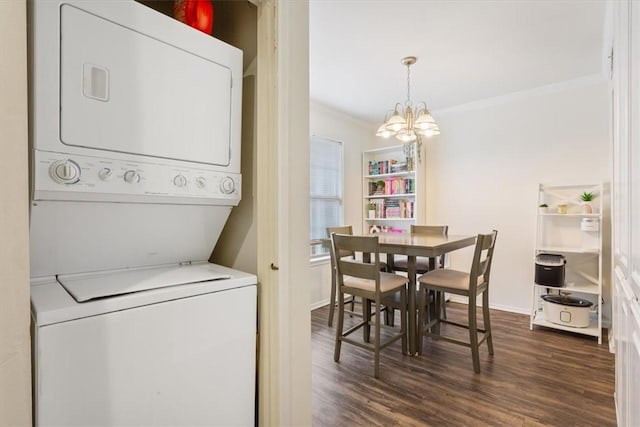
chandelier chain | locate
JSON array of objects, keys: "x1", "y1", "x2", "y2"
[{"x1": 406, "y1": 62, "x2": 412, "y2": 106}]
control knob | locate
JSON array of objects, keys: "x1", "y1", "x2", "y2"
[
  {"x1": 173, "y1": 174, "x2": 187, "y2": 188},
  {"x1": 195, "y1": 177, "x2": 207, "y2": 189},
  {"x1": 123, "y1": 170, "x2": 140, "y2": 184},
  {"x1": 219, "y1": 176, "x2": 235, "y2": 194},
  {"x1": 49, "y1": 159, "x2": 81, "y2": 184},
  {"x1": 98, "y1": 168, "x2": 113, "y2": 181}
]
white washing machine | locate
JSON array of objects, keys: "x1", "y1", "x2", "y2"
[
  {"x1": 31, "y1": 263, "x2": 257, "y2": 426},
  {"x1": 28, "y1": 1, "x2": 256, "y2": 425}
]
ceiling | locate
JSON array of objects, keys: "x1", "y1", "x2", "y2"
[{"x1": 309, "y1": 0, "x2": 607, "y2": 125}]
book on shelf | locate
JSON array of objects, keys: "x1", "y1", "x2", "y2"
[
  {"x1": 367, "y1": 157, "x2": 410, "y2": 176},
  {"x1": 367, "y1": 199, "x2": 414, "y2": 219},
  {"x1": 367, "y1": 177, "x2": 415, "y2": 196}
]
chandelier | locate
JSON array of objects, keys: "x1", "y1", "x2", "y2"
[{"x1": 376, "y1": 56, "x2": 440, "y2": 158}]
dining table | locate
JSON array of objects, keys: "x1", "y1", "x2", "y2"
[{"x1": 361, "y1": 233, "x2": 477, "y2": 355}]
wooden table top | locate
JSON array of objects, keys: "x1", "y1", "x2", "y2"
[{"x1": 372, "y1": 233, "x2": 476, "y2": 257}]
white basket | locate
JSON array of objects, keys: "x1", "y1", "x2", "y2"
[{"x1": 581, "y1": 218, "x2": 599, "y2": 232}]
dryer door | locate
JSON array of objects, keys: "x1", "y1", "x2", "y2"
[{"x1": 59, "y1": 4, "x2": 236, "y2": 166}]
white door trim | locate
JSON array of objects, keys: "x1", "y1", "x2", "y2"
[{"x1": 256, "y1": 1, "x2": 312, "y2": 425}]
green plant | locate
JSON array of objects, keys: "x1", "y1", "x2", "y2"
[
  {"x1": 539, "y1": 203, "x2": 548, "y2": 208},
  {"x1": 580, "y1": 192, "x2": 595, "y2": 202}
]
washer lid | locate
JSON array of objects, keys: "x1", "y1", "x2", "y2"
[{"x1": 58, "y1": 263, "x2": 231, "y2": 303}]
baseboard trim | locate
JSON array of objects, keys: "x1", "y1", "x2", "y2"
[
  {"x1": 311, "y1": 299, "x2": 330, "y2": 311},
  {"x1": 448, "y1": 295, "x2": 530, "y2": 315}
]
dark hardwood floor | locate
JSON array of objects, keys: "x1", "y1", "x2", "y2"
[{"x1": 311, "y1": 302, "x2": 616, "y2": 427}]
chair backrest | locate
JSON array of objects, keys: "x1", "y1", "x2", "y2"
[
  {"x1": 331, "y1": 233, "x2": 382, "y2": 292},
  {"x1": 469, "y1": 230, "x2": 498, "y2": 293},
  {"x1": 411, "y1": 225, "x2": 449, "y2": 267},
  {"x1": 410, "y1": 225, "x2": 448, "y2": 236},
  {"x1": 327, "y1": 226, "x2": 355, "y2": 259}
]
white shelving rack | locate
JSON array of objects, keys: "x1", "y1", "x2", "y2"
[
  {"x1": 362, "y1": 144, "x2": 418, "y2": 234},
  {"x1": 529, "y1": 183, "x2": 604, "y2": 344}
]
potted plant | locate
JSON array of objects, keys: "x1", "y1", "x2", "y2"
[
  {"x1": 538, "y1": 203, "x2": 548, "y2": 214},
  {"x1": 375, "y1": 180, "x2": 385, "y2": 195},
  {"x1": 580, "y1": 191, "x2": 595, "y2": 214}
]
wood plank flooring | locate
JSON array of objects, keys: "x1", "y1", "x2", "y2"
[{"x1": 311, "y1": 303, "x2": 616, "y2": 426}]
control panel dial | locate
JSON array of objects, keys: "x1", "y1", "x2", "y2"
[
  {"x1": 195, "y1": 177, "x2": 207, "y2": 189},
  {"x1": 49, "y1": 159, "x2": 81, "y2": 184},
  {"x1": 173, "y1": 174, "x2": 187, "y2": 188},
  {"x1": 220, "y1": 176, "x2": 236, "y2": 194},
  {"x1": 98, "y1": 168, "x2": 113, "y2": 181},
  {"x1": 123, "y1": 170, "x2": 140, "y2": 184}
]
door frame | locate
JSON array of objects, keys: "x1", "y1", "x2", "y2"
[{"x1": 256, "y1": 0, "x2": 312, "y2": 425}]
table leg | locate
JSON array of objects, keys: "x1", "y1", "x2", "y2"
[
  {"x1": 387, "y1": 253, "x2": 395, "y2": 272},
  {"x1": 407, "y1": 255, "x2": 417, "y2": 355}
]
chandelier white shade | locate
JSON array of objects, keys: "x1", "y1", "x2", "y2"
[{"x1": 376, "y1": 57, "x2": 440, "y2": 142}]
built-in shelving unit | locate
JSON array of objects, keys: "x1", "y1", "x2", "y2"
[
  {"x1": 529, "y1": 183, "x2": 603, "y2": 344},
  {"x1": 362, "y1": 144, "x2": 418, "y2": 234}
]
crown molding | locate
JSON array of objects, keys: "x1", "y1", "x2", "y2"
[{"x1": 433, "y1": 74, "x2": 606, "y2": 116}]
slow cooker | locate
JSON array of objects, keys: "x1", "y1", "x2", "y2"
[{"x1": 541, "y1": 294, "x2": 594, "y2": 328}]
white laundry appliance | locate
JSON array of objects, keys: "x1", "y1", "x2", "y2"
[{"x1": 28, "y1": 1, "x2": 256, "y2": 426}]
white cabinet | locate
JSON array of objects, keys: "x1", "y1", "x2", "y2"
[
  {"x1": 529, "y1": 183, "x2": 603, "y2": 344},
  {"x1": 362, "y1": 144, "x2": 418, "y2": 234},
  {"x1": 611, "y1": 0, "x2": 640, "y2": 424}
]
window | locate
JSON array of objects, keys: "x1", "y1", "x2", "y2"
[{"x1": 310, "y1": 136, "x2": 343, "y2": 258}]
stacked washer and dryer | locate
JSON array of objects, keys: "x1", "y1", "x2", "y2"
[{"x1": 29, "y1": 1, "x2": 256, "y2": 425}]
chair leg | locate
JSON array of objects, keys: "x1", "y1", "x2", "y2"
[
  {"x1": 384, "y1": 307, "x2": 395, "y2": 327},
  {"x1": 417, "y1": 287, "x2": 425, "y2": 355},
  {"x1": 328, "y1": 269, "x2": 337, "y2": 327},
  {"x1": 374, "y1": 298, "x2": 381, "y2": 379},
  {"x1": 440, "y1": 292, "x2": 447, "y2": 320},
  {"x1": 468, "y1": 299, "x2": 481, "y2": 373},
  {"x1": 483, "y1": 290, "x2": 494, "y2": 355},
  {"x1": 400, "y1": 288, "x2": 408, "y2": 355},
  {"x1": 363, "y1": 298, "x2": 371, "y2": 343},
  {"x1": 334, "y1": 288, "x2": 344, "y2": 363},
  {"x1": 433, "y1": 290, "x2": 442, "y2": 336}
]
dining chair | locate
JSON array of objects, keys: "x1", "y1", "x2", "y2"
[
  {"x1": 326, "y1": 226, "x2": 356, "y2": 327},
  {"x1": 393, "y1": 225, "x2": 449, "y2": 273},
  {"x1": 326, "y1": 226, "x2": 389, "y2": 327},
  {"x1": 331, "y1": 233, "x2": 408, "y2": 378},
  {"x1": 416, "y1": 230, "x2": 498, "y2": 373},
  {"x1": 385, "y1": 225, "x2": 449, "y2": 326}
]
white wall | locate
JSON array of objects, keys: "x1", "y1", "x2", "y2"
[
  {"x1": 309, "y1": 101, "x2": 376, "y2": 308},
  {"x1": 424, "y1": 76, "x2": 611, "y2": 315}
]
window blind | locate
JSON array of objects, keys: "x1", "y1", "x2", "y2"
[{"x1": 310, "y1": 136, "x2": 343, "y2": 257}]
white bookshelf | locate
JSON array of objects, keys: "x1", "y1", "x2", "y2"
[{"x1": 362, "y1": 144, "x2": 418, "y2": 234}]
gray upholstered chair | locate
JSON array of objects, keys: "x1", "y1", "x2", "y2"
[
  {"x1": 331, "y1": 233, "x2": 408, "y2": 378},
  {"x1": 417, "y1": 230, "x2": 498, "y2": 373}
]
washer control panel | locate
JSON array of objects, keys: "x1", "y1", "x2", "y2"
[{"x1": 33, "y1": 151, "x2": 241, "y2": 204}]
